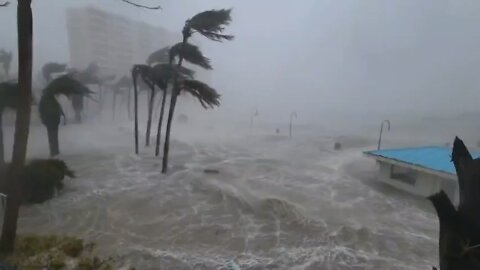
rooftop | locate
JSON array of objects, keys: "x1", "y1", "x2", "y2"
[{"x1": 364, "y1": 146, "x2": 480, "y2": 176}]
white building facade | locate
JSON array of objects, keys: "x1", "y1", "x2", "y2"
[{"x1": 66, "y1": 6, "x2": 177, "y2": 77}]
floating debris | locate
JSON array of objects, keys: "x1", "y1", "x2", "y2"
[{"x1": 204, "y1": 169, "x2": 220, "y2": 174}]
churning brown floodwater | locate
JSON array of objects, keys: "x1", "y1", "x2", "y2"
[{"x1": 4, "y1": 116, "x2": 439, "y2": 269}]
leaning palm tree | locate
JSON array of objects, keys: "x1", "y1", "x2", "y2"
[
  {"x1": 152, "y1": 63, "x2": 194, "y2": 157},
  {"x1": 131, "y1": 64, "x2": 155, "y2": 153},
  {"x1": 39, "y1": 75, "x2": 93, "y2": 156},
  {"x1": 41, "y1": 62, "x2": 67, "y2": 83},
  {"x1": 153, "y1": 43, "x2": 211, "y2": 157},
  {"x1": 162, "y1": 9, "x2": 233, "y2": 173}
]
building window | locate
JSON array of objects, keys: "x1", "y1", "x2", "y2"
[{"x1": 390, "y1": 165, "x2": 417, "y2": 186}]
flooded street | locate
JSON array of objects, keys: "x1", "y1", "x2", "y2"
[
  {"x1": 3, "y1": 0, "x2": 480, "y2": 268},
  {"x1": 5, "y1": 119, "x2": 439, "y2": 269}
]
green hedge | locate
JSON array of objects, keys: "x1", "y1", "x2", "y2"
[{"x1": 0, "y1": 159, "x2": 75, "y2": 204}]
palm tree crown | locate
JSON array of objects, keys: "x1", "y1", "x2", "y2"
[
  {"x1": 178, "y1": 79, "x2": 220, "y2": 109},
  {"x1": 169, "y1": 42, "x2": 212, "y2": 70},
  {"x1": 42, "y1": 62, "x2": 67, "y2": 83},
  {"x1": 147, "y1": 46, "x2": 171, "y2": 66},
  {"x1": 43, "y1": 75, "x2": 93, "y2": 98},
  {"x1": 184, "y1": 9, "x2": 234, "y2": 41}
]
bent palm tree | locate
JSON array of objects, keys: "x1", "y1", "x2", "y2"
[
  {"x1": 179, "y1": 79, "x2": 220, "y2": 108},
  {"x1": 131, "y1": 64, "x2": 155, "y2": 153},
  {"x1": 39, "y1": 76, "x2": 92, "y2": 156},
  {"x1": 152, "y1": 63, "x2": 194, "y2": 157},
  {"x1": 38, "y1": 95, "x2": 63, "y2": 157},
  {"x1": 162, "y1": 9, "x2": 233, "y2": 173},
  {"x1": 131, "y1": 64, "x2": 157, "y2": 148},
  {"x1": 169, "y1": 42, "x2": 212, "y2": 70}
]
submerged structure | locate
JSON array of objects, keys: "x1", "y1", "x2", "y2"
[{"x1": 364, "y1": 146, "x2": 480, "y2": 204}]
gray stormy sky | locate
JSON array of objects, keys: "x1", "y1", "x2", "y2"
[{"x1": 1, "y1": 0, "x2": 480, "y2": 124}]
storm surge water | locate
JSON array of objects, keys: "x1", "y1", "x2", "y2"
[{"x1": 5, "y1": 119, "x2": 438, "y2": 269}]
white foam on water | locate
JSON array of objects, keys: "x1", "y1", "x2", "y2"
[{"x1": 10, "y1": 122, "x2": 439, "y2": 269}]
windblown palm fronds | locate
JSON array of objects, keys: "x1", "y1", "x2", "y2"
[
  {"x1": 42, "y1": 62, "x2": 67, "y2": 82},
  {"x1": 147, "y1": 46, "x2": 171, "y2": 66},
  {"x1": 132, "y1": 64, "x2": 155, "y2": 88},
  {"x1": 152, "y1": 63, "x2": 194, "y2": 89},
  {"x1": 43, "y1": 75, "x2": 93, "y2": 98},
  {"x1": 185, "y1": 9, "x2": 234, "y2": 41},
  {"x1": 179, "y1": 79, "x2": 220, "y2": 109},
  {"x1": 161, "y1": 8, "x2": 233, "y2": 173},
  {"x1": 169, "y1": 42, "x2": 212, "y2": 70}
]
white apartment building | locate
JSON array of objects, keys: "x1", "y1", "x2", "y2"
[{"x1": 66, "y1": 6, "x2": 177, "y2": 77}]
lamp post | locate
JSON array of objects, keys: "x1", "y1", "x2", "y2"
[
  {"x1": 289, "y1": 111, "x2": 297, "y2": 138},
  {"x1": 250, "y1": 108, "x2": 259, "y2": 132},
  {"x1": 377, "y1": 120, "x2": 391, "y2": 150}
]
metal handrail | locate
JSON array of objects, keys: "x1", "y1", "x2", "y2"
[
  {"x1": 289, "y1": 111, "x2": 297, "y2": 138},
  {"x1": 250, "y1": 108, "x2": 259, "y2": 132},
  {"x1": 377, "y1": 120, "x2": 391, "y2": 150}
]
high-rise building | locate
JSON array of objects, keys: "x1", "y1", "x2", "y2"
[{"x1": 66, "y1": 6, "x2": 177, "y2": 77}]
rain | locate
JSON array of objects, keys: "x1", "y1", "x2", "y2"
[{"x1": 1, "y1": 0, "x2": 480, "y2": 269}]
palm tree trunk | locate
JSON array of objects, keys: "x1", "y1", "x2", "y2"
[
  {"x1": 155, "y1": 92, "x2": 163, "y2": 116},
  {"x1": 155, "y1": 88, "x2": 167, "y2": 156},
  {"x1": 132, "y1": 75, "x2": 139, "y2": 154},
  {"x1": 47, "y1": 126, "x2": 59, "y2": 157},
  {"x1": 145, "y1": 87, "x2": 156, "y2": 147},
  {"x1": 0, "y1": 0, "x2": 33, "y2": 254},
  {"x1": 0, "y1": 113, "x2": 4, "y2": 166},
  {"x1": 162, "y1": 88, "x2": 178, "y2": 173},
  {"x1": 162, "y1": 36, "x2": 187, "y2": 173}
]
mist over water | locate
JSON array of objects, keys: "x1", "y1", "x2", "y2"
[
  {"x1": 2, "y1": 0, "x2": 480, "y2": 269},
  {"x1": 2, "y1": 107, "x2": 447, "y2": 269}
]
